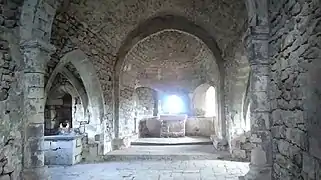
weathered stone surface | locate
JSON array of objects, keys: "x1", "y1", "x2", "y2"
[
  {"x1": 0, "y1": 2, "x2": 24, "y2": 179},
  {"x1": 269, "y1": 0, "x2": 321, "y2": 179},
  {"x1": 160, "y1": 119, "x2": 186, "y2": 138}
]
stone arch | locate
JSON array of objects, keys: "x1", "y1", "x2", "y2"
[
  {"x1": 113, "y1": 14, "x2": 225, "y2": 138},
  {"x1": 45, "y1": 50, "x2": 104, "y2": 137},
  {"x1": 114, "y1": 14, "x2": 224, "y2": 74}
]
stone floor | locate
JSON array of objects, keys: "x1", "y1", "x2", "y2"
[
  {"x1": 103, "y1": 145, "x2": 231, "y2": 161},
  {"x1": 49, "y1": 160, "x2": 249, "y2": 180}
]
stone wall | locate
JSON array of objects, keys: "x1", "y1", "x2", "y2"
[
  {"x1": 118, "y1": 86, "x2": 136, "y2": 137},
  {"x1": 0, "y1": 0, "x2": 24, "y2": 179},
  {"x1": 269, "y1": 1, "x2": 321, "y2": 179},
  {"x1": 135, "y1": 87, "x2": 157, "y2": 117}
]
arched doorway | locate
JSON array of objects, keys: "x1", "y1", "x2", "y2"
[{"x1": 45, "y1": 93, "x2": 73, "y2": 136}]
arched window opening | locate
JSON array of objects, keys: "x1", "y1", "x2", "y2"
[
  {"x1": 192, "y1": 84, "x2": 218, "y2": 117},
  {"x1": 205, "y1": 86, "x2": 216, "y2": 117}
]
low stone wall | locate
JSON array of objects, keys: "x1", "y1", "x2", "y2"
[
  {"x1": 44, "y1": 135, "x2": 83, "y2": 165},
  {"x1": 185, "y1": 117, "x2": 215, "y2": 137},
  {"x1": 139, "y1": 116, "x2": 216, "y2": 138}
]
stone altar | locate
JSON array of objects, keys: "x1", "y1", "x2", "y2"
[
  {"x1": 44, "y1": 135, "x2": 83, "y2": 165},
  {"x1": 160, "y1": 114, "x2": 187, "y2": 137}
]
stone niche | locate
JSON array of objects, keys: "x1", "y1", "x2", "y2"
[{"x1": 44, "y1": 135, "x2": 83, "y2": 165}]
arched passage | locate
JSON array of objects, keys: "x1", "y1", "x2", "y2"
[
  {"x1": 45, "y1": 90, "x2": 74, "y2": 136},
  {"x1": 45, "y1": 79, "x2": 86, "y2": 134},
  {"x1": 45, "y1": 50, "x2": 104, "y2": 140},
  {"x1": 114, "y1": 15, "x2": 225, "y2": 139}
]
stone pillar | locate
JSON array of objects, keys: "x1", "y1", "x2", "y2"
[
  {"x1": 20, "y1": 40, "x2": 55, "y2": 180},
  {"x1": 240, "y1": 26, "x2": 272, "y2": 180}
]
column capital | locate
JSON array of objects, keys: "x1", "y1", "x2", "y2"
[
  {"x1": 20, "y1": 39, "x2": 56, "y2": 54},
  {"x1": 243, "y1": 26, "x2": 270, "y2": 66},
  {"x1": 243, "y1": 26, "x2": 269, "y2": 44}
]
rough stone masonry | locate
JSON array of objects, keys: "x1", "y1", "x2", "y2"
[{"x1": 0, "y1": 0, "x2": 321, "y2": 180}]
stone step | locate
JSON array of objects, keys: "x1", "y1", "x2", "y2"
[
  {"x1": 131, "y1": 141, "x2": 212, "y2": 146},
  {"x1": 131, "y1": 137, "x2": 212, "y2": 146},
  {"x1": 102, "y1": 154, "x2": 228, "y2": 162}
]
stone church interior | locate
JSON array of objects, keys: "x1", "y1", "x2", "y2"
[{"x1": 0, "y1": 0, "x2": 321, "y2": 179}]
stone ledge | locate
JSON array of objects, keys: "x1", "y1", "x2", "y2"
[{"x1": 44, "y1": 135, "x2": 83, "y2": 141}]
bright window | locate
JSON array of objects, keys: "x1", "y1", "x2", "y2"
[
  {"x1": 163, "y1": 95, "x2": 184, "y2": 114},
  {"x1": 205, "y1": 86, "x2": 216, "y2": 117}
]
